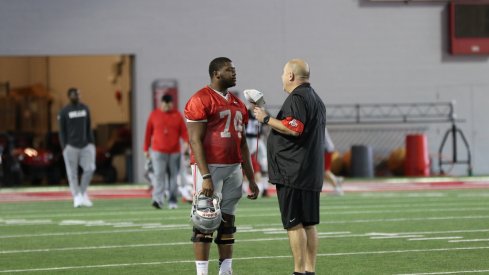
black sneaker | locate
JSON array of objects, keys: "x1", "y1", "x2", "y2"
[{"x1": 152, "y1": 201, "x2": 162, "y2": 209}]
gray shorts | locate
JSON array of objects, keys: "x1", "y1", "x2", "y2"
[{"x1": 191, "y1": 164, "x2": 243, "y2": 215}]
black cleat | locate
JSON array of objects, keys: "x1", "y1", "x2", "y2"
[{"x1": 152, "y1": 201, "x2": 162, "y2": 209}]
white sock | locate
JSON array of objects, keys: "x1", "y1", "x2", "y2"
[
  {"x1": 195, "y1": 261, "x2": 208, "y2": 275},
  {"x1": 219, "y1": 258, "x2": 233, "y2": 274}
]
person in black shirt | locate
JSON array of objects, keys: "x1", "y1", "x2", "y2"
[
  {"x1": 254, "y1": 59, "x2": 325, "y2": 275},
  {"x1": 58, "y1": 88, "x2": 96, "y2": 208}
]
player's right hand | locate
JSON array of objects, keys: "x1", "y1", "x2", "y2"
[{"x1": 202, "y1": 179, "x2": 214, "y2": 197}]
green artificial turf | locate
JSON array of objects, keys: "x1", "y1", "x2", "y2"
[{"x1": 1, "y1": 189, "x2": 489, "y2": 274}]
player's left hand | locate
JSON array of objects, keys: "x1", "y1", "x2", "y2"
[{"x1": 247, "y1": 181, "x2": 259, "y2": 200}]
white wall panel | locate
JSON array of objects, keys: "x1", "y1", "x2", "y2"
[{"x1": 0, "y1": 0, "x2": 487, "y2": 179}]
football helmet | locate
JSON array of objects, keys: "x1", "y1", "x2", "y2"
[
  {"x1": 190, "y1": 191, "x2": 222, "y2": 234},
  {"x1": 243, "y1": 89, "x2": 265, "y2": 107}
]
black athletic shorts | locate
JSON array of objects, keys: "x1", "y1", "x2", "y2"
[{"x1": 276, "y1": 184, "x2": 320, "y2": 229}]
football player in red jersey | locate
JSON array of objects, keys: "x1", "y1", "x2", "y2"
[{"x1": 185, "y1": 57, "x2": 259, "y2": 275}]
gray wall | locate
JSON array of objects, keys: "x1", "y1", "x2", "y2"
[{"x1": 1, "y1": 0, "x2": 487, "y2": 180}]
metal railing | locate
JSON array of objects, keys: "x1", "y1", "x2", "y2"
[{"x1": 325, "y1": 102, "x2": 456, "y2": 125}]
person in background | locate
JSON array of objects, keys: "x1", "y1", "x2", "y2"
[
  {"x1": 324, "y1": 127, "x2": 344, "y2": 196},
  {"x1": 144, "y1": 94, "x2": 189, "y2": 209},
  {"x1": 143, "y1": 157, "x2": 155, "y2": 192},
  {"x1": 254, "y1": 59, "x2": 325, "y2": 275},
  {"x1": 58, "y1": 87, "x2": 96, "y2": 208},
  {"x1": 184, "y1": 57, "x2": 259, "y2": 275},
  {"x1": 177, "y1": 150, "x2": 194, "y2": 203},
  {"x1": 244, "y1": 106, "x2": 269, "y2": 197}
]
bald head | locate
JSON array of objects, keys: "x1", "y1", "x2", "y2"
[
  {"x1": 281, "y1": 59, "x2": 310, "y2": 93},
  {"x1": 287, "y1": 59, "x2": 310, "y2": 80}
]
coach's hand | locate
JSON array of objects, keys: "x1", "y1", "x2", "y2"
[
  {"x1": 247, "y1": 181, "x2": 259, "y2": 200},
  {"x1": 253, "y1": 106, "x2": 268, "y2": 123}
]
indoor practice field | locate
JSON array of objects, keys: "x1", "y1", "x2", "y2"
[{"x1": 1, "y1": 185, "x2": 489, "y2": 274}]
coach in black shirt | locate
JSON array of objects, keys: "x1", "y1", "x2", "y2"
[{"x1": 254, "y1": 59, "x2": 325, "y2": 275}]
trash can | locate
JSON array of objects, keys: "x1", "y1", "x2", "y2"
[
  {"x1": 350, "y1": 145, "x2": 374, "y2": 178},
  {"x1": 404, "y1": 134, "x2": 430, "y2": 176}
]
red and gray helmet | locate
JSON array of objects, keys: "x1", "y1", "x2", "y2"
[{"x1": 190, "y1": 191, "x2": 222, "y2": 234}]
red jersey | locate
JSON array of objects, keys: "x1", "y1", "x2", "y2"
[
  {"x1": 144, "y1": 109, "x2": 189, "y2": 154},
  {"x1": 184, "y1": 86, "x2": 248, "y2": 165}
]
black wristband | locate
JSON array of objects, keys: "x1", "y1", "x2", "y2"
[
  {"x1": 202, "y1": 173, "x2": 212, "y2": 180},
  {"x1": 263, "y1": 115, "x2": 270, "y2": 125}
]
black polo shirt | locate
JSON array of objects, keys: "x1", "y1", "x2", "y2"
[{"x1": 267, "y1": 83, "x2": 326, "y2": 192}]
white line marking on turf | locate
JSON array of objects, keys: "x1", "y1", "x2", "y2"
[
  {"x1": 322, "y1": 215, "x2": 489, "y2": 224},
  {"x1": 0, "y1": 260, "x2": 196, "y2": 273},
  {"x1": 0, "y1": 237, "x2": 291, "y2": 254},
  {"x1": 371, "y1": 228, "x2": 489, "y2": 235},
  {"x1": 2, "y1": 246, "x2": 489, "y2": 273},
  {"x1": 6, "y1": 207, "x2": 487, "y2": 229},
  {"x1": 408, "y1": 237, "x2": 463, "y2": 241},
  {"x1": 243, "y1": 208, "x2": 489, "y2": 218},
  {"x1": 0, "y1": 219, "x2": 53, "y2": 226},
  {"x1": 318, "y1": 231, "x2": 351, "y2": 235},
  {"x1": 3, "y1": 202, "x2": 488, "y2": 220},
  {"x1": 1, "y1": 224, "x2": 489, "y2": 240},
  {"x1": 316, "y1": 246, "x2": 489, "y2": 256},
  {"x1": 0, "y1": 242, "x2": 190, "y2": 254},
  {"x1": 449, "y1": 238, "x2": 489, "y2": 243},
  {"x1": 396, "y1": 269, "x2": 489, "y2": 274},
  {"x1": 458, "y1": 192, "x2": 489, "y2": 198},
  {"x1": 370, "y1": 235, "x2": 423, "y2": 239},
  {"x1": 360, "y1": 192, "x2": 446, "y2": 198},
  {"x1": 0, "y1": 227, "x2": 184, "y2": 239},
  {"x1": 220, "y1": 227, "x2": 285, "y2": 233}
]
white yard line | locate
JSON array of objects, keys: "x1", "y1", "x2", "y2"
[
  {"x1": 2, "y1": 210, "x2": 489, "y2": 226},
  {"x1": 370, "y1": 235, "x2": 423, "y2": 239},
  {"x1": 318, "y1": 231, "x2": 352, "y2": 235},
  {"x1": 396, "y1": 269, "x2": 489, "y2": 275},
  {"x1": 2, "y1": 246, "x2": 489, "y2": 273},
  {"x1": 0, "y1": 237, "x2": 291, "y2": 254},
  {"x1": 1, "y1": 228, "x2": 488, "y2": 254},
  {"x1": 372, "y1": 228, "x2": 489, "y2": 235},
  {"x1": 322, "y1": 215, "x2": 489, "y2": 224},
  {"x1": 408, "y1": 237, "x2": 463, "y2": 241},
  {"x1": 0, "y1": 227, "x2": 181, "y2": 239},
  {"x1": 449, "y1": 238, "x2": 489, "y2": 243},
  {"x1": 0, "y1": 242, "x2": 190, "y2": 254},
  {"x1": 2, "y1": 201, "x2": 489, "y2": 219},
  {"x1": 1, "y1": 218, "x2": 489, "y2": 239}
]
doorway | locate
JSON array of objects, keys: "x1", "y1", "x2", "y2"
[{"x1": 0, "y1": 55, "x2": 134, "y2": 186}]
